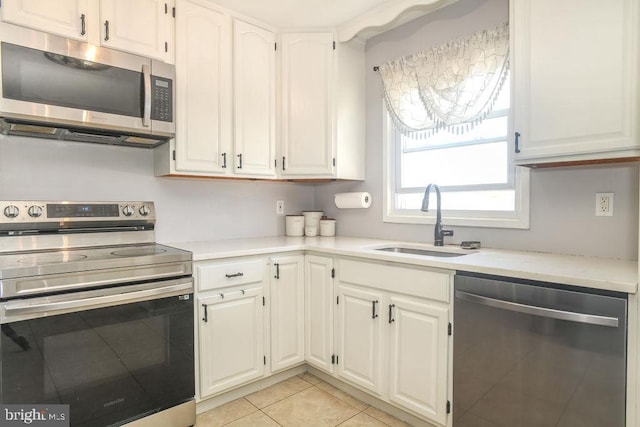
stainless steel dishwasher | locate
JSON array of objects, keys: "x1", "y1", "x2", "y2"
[{"x1": 453, "y1": 272, "x2": 627, "y2": 427}]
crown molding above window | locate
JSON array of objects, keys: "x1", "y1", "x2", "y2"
[{"x1": 337, "y1": 0, "x2": 459, "y2": 42}]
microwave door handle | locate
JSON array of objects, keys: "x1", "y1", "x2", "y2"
[{"x1": 142, "y1": 64, "x2": 151, "y2": 127}]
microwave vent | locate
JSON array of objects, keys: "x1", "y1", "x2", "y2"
[{"x1": 0, "y1": 117, "x2": 169, "y2": 148}]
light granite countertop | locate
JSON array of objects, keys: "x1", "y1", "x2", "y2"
[{"x1": 166, "y1": 236, "x2": 638, "y2": 294}]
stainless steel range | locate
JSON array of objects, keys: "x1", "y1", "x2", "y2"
[{"x1": 0, "y1": 201, "x2": 195, "y2": 427}]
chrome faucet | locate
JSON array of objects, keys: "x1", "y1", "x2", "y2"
[{"x1": 421, "y1": 183, "x2": 453, "y2": 246}]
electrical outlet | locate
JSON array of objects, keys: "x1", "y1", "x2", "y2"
[
  {"x1": 276, "y1": 200, "x2": 285, "y2": 215},
  {"x1": 595, "y1": 192, "x2": 614, "y2": 217}
]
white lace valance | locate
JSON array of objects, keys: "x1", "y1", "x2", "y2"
[{"x1": 379, "y1": 22, "x2": 509, "y2": 137}]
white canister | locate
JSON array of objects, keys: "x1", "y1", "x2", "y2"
[
  {"x1": 304, "y1": 226, "x2": 318, "y2": 237},
  {"x1": 285, "y1": 215, "x2": 304, "y2": 236},
  {"x1": 319, "y1": 219, "x2": 336, "y2": 236},
  {"x1": 302, "y1": 211, "x2": 324, "y2": 229}
]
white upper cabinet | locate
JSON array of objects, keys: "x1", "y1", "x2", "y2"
[
  {"x1": 0, "y1": 0, "x2": 175, "y2": 62},
  {"x1": 280, "y1": 32, "x2": 335, "y2": 177},
  {"x1": 99, "y1": 0, "x2": 174, "y2": 62},
  {"x1": 0, "y1": 0, "x2": 90, "y2": 40},
  {"x1": 156, "y1": 5, "x2": 279, "y2": 178},
  {"x1": 172, "y1": 0, "x2": 232, "y2": 175},
  {"x1": 512, "y1": 0, "x2": 640, "y2": 165},
  {"x1": 233, "y1": 19, "x2": 276, "y2": 177},
  {"x1": 279, "y1": 32, "x2": 365, "y2": 180}
]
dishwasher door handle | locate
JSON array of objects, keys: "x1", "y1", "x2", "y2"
[{"x1": 455, "y1": 290, "x2": 619, "y2": 328}]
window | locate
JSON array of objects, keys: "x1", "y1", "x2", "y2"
[{"x1": 384, "y1": 77, "x2": 530, "y2": 228}]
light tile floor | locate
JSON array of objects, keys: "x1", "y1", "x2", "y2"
[{"x1": 195, "y1": 373, "x2": 411, "y2": 427}]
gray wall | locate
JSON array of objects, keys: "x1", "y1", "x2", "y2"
[
  {"x1": 313, "y1": 0, "x2": 640, "y2": 260},
  {"x1": 1, "y1": 0, "x2": 637, "y2": 260},
  {"x1": 0, "y1": 136, "x2": 315, "y2": 243}
]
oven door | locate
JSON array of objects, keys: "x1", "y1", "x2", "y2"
[{"x1": 0, "y1": 278, "x2": 194, "y2": 427}]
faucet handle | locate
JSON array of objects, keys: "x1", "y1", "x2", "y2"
[{"x1": 442, "y1": 228, "x2": 454, "y2": 237}]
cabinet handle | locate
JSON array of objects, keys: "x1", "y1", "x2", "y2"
[
  {"x1": 225, "y1": 272, "x2": 244, "y2": 278},
  {"x1": 274, "y1": 263, "x2": 280, "y2": 279},
  {"x1": 514, "y1": 132, "x2": 521, "y2": 153},
  {"x1": 80, "y1": 14, "x2": 86, "y2": 36},
  {"x1": 372, "y1": 300, "x2": 379, "y2": 319},
  {"x1": 388, "y1": 304, "x2": 395, "y2": 324},
  {"x1": 282, "y1": 156, "x2": 286, "y2": 171},
  {"x1": 222, "y1": 152, "x2": 227, "y2": 168},
  {"x1": 202, "y1": 304, "x2": 208, "y2": 323},
  {"x1": 104, "y1": 20, "x2": 110, "y2": 41},
  {"x1": 237, "y1": 154, "x2": 243, "y2": 169}
]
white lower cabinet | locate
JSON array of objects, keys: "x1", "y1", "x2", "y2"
[
  {"x1": 304, "y1": 255, "x2": 335, "y2": 374},
  {"x1": 337, "y1": 283, "x2": 384, "y2": 395},
  {"x1": 195, "y1": 257, "x2": 268, "y2": 399},
  {"x1": 198, "y1": 287, "x2": 265, "y2": 398},
  {"x1": 336, "y1": 259, "x2": 452, "y2": 426},
  {"x1": 388, "y1": 295, "x2": 450, "y2": 425},
  {"x1": 194, "y1": 253, "x2": 452, "y2": 426},
  {"x1": 270, "y1": 255, "x2": 305, "y2": 372}
]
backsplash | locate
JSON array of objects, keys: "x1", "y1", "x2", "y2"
[{"x1": 0, "y1": 135, "x2": 315, "y2": 243}]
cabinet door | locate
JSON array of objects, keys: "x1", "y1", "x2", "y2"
[
  {"x1": 270, "y1": 255, "x2": 305, "y2": 372},
  {"x1": 280, "y1": 32, "x2": 335, "y2": 177},
  {"x1": 0, "y1": 0, "x2": 89, "y2": 40},
  {"x1": 388, "y1": 295, "x2": 449, "y2": 425},
  {"x1": 512, "y1": 0, "x2": 639, "y2": 163},
  {"x1": 99, "y1": 0, "x2": 174, "y2": 62},
  {"x1": 336, "y1": 284, "x2": 384, "y2": 395},
  {"x1": 174, "y1": 0, "x2": 231, "y2": 174},
  {"x1": 198, "y1": 287, "x2": 265, "y2": 398},
  {"x1": 233, "y1": 19, "x2": 276, "y2": 177},
  {"x1": 304, "y1": 255, "x2": 334, "y2": 374}
]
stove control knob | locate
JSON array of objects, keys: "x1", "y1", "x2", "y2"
[
  {"x1": 3, "y1": 205, "x2": 19, "y2": 218},
  {"x1": 122, "y1": 205, "x2": 135, "y2": 217},
  {"x1": 139, "y1": 205, "x2": 151, "y2": 216},
  {"x1": 28, "y1": 205, "x2": 43, "y2": 218}
]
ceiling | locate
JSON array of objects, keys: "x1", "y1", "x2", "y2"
[{"x1": 206, "y1": 0, "x2": 394, "y2": 28}]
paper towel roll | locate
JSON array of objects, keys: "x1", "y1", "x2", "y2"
[{"x1": 334, "y1": 192, "x2": 372, "y2": 209}]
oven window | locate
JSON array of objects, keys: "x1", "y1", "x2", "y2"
[
  {"x1": 0, "y1": 295, "x2": 194, "y2": 426},
  {"x1": 1, "y1": 42, "x2": 143, "y2": 118}
]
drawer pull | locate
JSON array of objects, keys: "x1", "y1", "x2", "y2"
[
  {"x1": 372, "y1": 300, "x2": 379, "y2": 319},
  {"x1": 225, "y1": 272, "x2": 244, "y2": 278},
  {"x1": 274, "y1": 263, "x2": 280, "y2": 279},
  {"x1": 388, "y1": 304, "x2": 395, "y2": 324}
]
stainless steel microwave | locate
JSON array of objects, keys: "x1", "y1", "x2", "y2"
[{"x1": 0, "y1": 24, "x2": 175, "y2": 148}]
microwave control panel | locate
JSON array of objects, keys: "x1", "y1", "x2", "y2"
[{"x1": 150, "y1": 76, "x2": 173, "y2": 122}]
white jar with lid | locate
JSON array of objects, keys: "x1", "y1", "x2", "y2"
[
  {"x1": 319, "y1": 218, "x2": 336, "y2": 236},
  {"x1": 302, "y1": 211, "x2": 324, "y2": 229},
  {"x1": 285, "y1": 215, "x2": 304, "y2": 236}
]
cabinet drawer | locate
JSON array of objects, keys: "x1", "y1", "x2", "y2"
[
  {"x1": 196, "y1": 259, "x2": 266, "y2": 291},
  {"x1": 338, "y1": 259, "x2": 451, "y2": 303}
]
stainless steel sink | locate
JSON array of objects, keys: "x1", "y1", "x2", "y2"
[{"x1": 375, "y1": 247, "x2": 467, "y2": 257}]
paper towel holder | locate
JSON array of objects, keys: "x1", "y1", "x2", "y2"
[{"x1": 334, "y1": 192, "x2": 372, "y2": 209}]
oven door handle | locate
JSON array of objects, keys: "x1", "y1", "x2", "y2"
[
  {"x1": 455, "y1": 290, "x2": 620, "y2": 328},
  {"x1": 4, "y1": 280, "x2": 192, "y2": 318}
]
